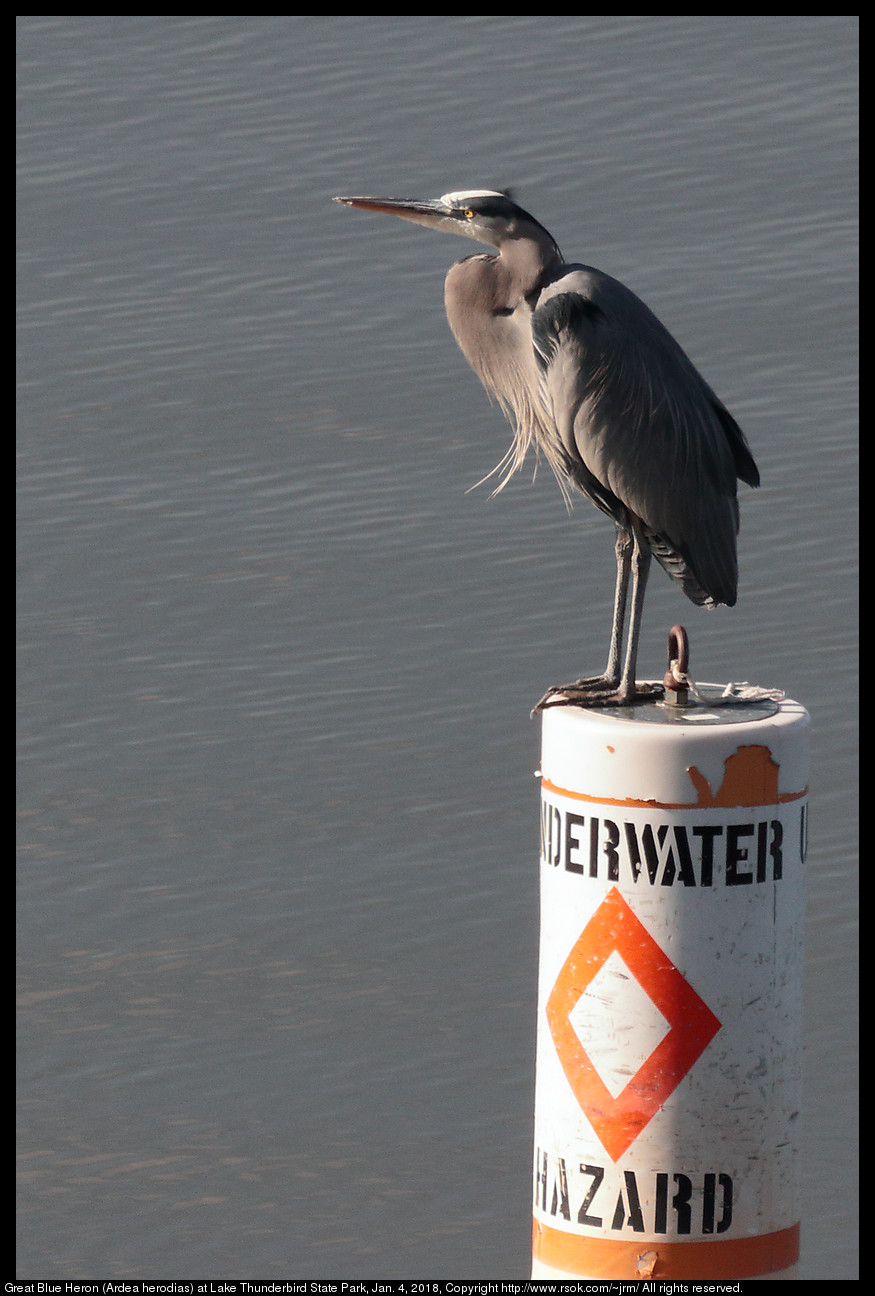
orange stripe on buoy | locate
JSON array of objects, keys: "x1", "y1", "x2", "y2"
[
  {"x1": 532, "y1": 1217, "x2": 800, "y2": 1279},
  {"x1": 541, "y1": 775, "x2": 808, "y2": 811}
]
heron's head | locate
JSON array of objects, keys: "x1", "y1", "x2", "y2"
[{"x1": 333, "y1": 189, "x2": 561, "y2": 259}]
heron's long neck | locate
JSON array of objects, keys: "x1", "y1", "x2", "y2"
[
  {"x1": 443, "y1": 236, "x2": 565, "y2": 495},
  {"x1": 495, "y1": 236, "x2": 562, "y2": 309}
]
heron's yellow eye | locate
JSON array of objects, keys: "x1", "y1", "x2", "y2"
[{"x1": 465, "y1": 209, "x2": 475, "y2": 219}]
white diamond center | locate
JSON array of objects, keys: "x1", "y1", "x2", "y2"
[{"x1": 568, "y1": 950, "x2": 672, "y2": 1099}]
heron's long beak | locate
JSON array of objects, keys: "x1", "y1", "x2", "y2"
[{"x1": 333, "y1": 195, "x2": 462, "y2": 236}]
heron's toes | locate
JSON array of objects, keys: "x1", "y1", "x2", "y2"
[{"x1": 531, "y1": 679, "x2": 663, "y2": 716}]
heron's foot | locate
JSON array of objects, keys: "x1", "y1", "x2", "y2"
[{"x1": 531, "y1": 678, "x2": 663, "y2": 716}]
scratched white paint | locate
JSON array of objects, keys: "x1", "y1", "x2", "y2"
[{"x1": 532, "y1": 698, "x2": 809, "y2": 1279}]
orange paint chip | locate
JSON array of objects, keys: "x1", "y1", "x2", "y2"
[{"x1": 688, "y1": 744, "x2": 779, "y2": 807}]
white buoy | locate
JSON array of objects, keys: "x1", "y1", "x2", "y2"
[{"x1": 532, "y1": 688, "x2": 809, "y2": 1281}]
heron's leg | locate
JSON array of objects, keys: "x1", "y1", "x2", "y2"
[
  {"x1": 616, "y1": 524, "x2": 651, "y2": 701},
  {"x1": 532, "y1": 522, "x2": 661, "y2": 713},
  {"x1": 541, "y1": 525, "x2": 631, "y2": 692},
  {"x1": 602, "y1": 524, "x2": 633, "y2": 685},
  {"x1": 531, "y1": 526, "x2": 633, "y2": 713}
]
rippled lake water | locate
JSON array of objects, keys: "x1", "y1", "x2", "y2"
[{"x1": 18, "y1": 15, "x2": 857, "y2": 1279}]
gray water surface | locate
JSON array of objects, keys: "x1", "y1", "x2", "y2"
[{"x1": 17, "y1": 15, "x2": 858, "y2": 1279}]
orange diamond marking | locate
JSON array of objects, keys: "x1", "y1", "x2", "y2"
[{"x1": 546, "y1": 887, "x2": 721, "y2": 1162}]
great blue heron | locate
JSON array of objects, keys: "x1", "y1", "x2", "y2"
[{"x1": 333, "y1": 189, "x2": 759, "y2": 708}]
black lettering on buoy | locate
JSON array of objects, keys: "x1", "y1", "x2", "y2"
[
  {"x1": 655, "y1": 1172, "x2": 668, "y2": 1233},
  {"x1": 565, "y1": 812, "x2": 586, "y2": 874},
  {"x1": 673, "y1": 1173, "x2": 693, "y2": 1234},
  {"x1": 577, "y1": 1163, "x2": 604, "y2": 1227},
  {"x1": 693, "y1": 824, "x2": 723, "y2": 886},
  {"x1": 800, "y1": 803, "x2": 808, "y2": 864},
  {"x1": 534, "y1": 1147, "x2": 548, "y2": 1210},
  {"x1": 771, "y1": 819, "x2": 783, "y2": 879},
  {"x1": 550, "y1": 1156, "x2": 570, "y2": 1220},
  {"x1": 603, "y1": 819, "x2": 620, "y2": 880},
  {"x1": 716, "y1": 1172, "x2": 733, "y2": 1233},
  {"x1": 726, "y1": 824, "x2": 754, "y2": 884},
  {"x1": 589, "y1": 817, "x2": 599, "y2": 878},
  {"x1": 673, "y1": 825, "x2": 697, "y2": 886},
  {"x1": 611, "y1": 1170, "x2": 645, "y2": 1232}
]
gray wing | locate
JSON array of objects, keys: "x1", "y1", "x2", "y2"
[{"x1": 531, "y1": 266, "x2": 759, "y2": 608}]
